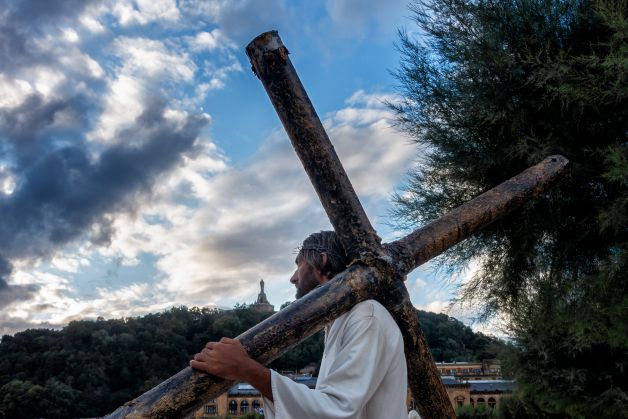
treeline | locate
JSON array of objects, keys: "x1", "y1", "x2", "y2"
[
  {"x1": 0, "y1": 304, "x2": 505, "y2": 418},
  {"x1": 419, "y1": 310, "x2": 506, "y2": 363}
]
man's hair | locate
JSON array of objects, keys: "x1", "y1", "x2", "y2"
[{"x1": 297, "y1": 231, "x2": 349, "y2": 278}]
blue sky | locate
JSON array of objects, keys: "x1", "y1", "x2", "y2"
[{"x1": 0, "y1": 0, "x2": 478, "y2": 335}]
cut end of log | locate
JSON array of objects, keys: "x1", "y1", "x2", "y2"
[
  {"x1": 246, "y1": 30, "x2": 284, "y2": 56},
  {"x1": 246, "y1": 31, "x2": 290, "y2": 79}
]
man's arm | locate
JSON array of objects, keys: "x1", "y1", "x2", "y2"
[
  {"x1": 190, "y1": 337, "x2": 273, "y2": 401},
  {"x1": 191, "y1": 304, "x2": 404, "y2": 419}
]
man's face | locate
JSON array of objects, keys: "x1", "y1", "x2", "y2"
[{"x1": 290, "y1": 256, "x2": 322, "y2": 299}]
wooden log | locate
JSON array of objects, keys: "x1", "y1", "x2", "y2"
[
  {"x1": 245, "y1": 31, "x2": 383, "y2": 262},
  {"x1": 104, "y1": 156, "x2": 568, "y2": 417},
  {"x1": 388, "y1": 155, "x2": 569, "y2": 274},
  {"x1": 245, "y1": 30, "x2": 454, "y2": 419},
  {"x1": 104, "y1": 266, "x2": 381, "y2": 418},
  {"x1": 378, "y1": 277, "x2": 457, "y2": 419}
]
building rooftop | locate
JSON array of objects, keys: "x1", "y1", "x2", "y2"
[
  {"x1": 228, "y1": 383, "x2": 261, "y2": 397},
  {"x1": 441, "y1": 377, "x2": 469, "y2": 387},
  {"x1": 228, "y1": 375, "x2": 317, "y2": 397},
  {"x1": 469, "y1": 380, "x2": 517, "y2": 393}
]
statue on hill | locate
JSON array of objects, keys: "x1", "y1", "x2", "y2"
[{"x1": 252, "y1": 279, "x2": 273, "y2": 313}]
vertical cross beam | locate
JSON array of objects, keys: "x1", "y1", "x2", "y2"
[
  {"x1": 245, "y1": 30, "x2": 455, "y2": 418},
  {"x1": 103, "y1": 31, "x2": 568, "y2": 419},
  {"x1": 245, "y1": 32, "x2": 383, "y2": 264}
]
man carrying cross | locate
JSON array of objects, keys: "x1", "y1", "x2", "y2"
[
  {"x1": 105, "y1": 30, "x2": 567, "y2": 419},
  {"x1": 190, "y1": 230, "x2": 408, "y2": 419}
]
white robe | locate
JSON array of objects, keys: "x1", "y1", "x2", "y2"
[{"x1": 262, "y1": 300, "x2": 408, "y2": 419}]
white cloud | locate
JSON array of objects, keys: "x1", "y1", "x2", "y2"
[
  {"x1": 88, "y1": 36, "x2": 200, "y2": 143},
  {"x1": 346, "y1": 90, "x2": 400, "y2": 109},
  {"x1": 114, "y1": 37, "x2": 196, "y2": 81},
  {"x1": 0, "y1": 165, "x2": 16, "y2": 195},
  {"x1": 418, "y1": 300, "x2": 451, "y2": 314},
  {"x1": 95, "y1": 91, "x2": 412, "y2": 307},
  {"x1": 409, "y1": 276, "x2": 428, "y2": 292},
  {"x1": 0, "y1": 264, "x2": 178, "y2": 335},
  {"x1": 188, "y1": 29, "x2": 236, "y2": 52},
  {"x1": 59, "y1": 51, "x2": 105, "y2": 79},
  {"x1": 0, "y1": 75, "x2": 34, "y2": 108},
  {"x1": 136, "y1": 0, "x2": 180, "y2": 22},
  {"x1": 79, "y1": 13, "x2": 107, "y2": 33},
  {"x1": 3, "y1": 90, "x2": 416, "y2": 332},
  {"x1": 113, "y1": 0, "x2": 180, "y2": 26},
  {"x1": 29, "y1": 66, "x2": 67, "y2": 100},
  {"x1": 89, "y1": 74, "x2": 145, "y2": 142},
  {"x1": 325, "y1": 92, "x2": 413, "y2": 203},
  {"x1": 179, "y1": 0, "x2": 291, "y2": 42},
  {"x1": 195, "y1": 60, "x2": 243, "y2": 98},
  {"x1": 50, "y1": 255, "x2": 90, "y2": 273},
  {"x1": 61, "y1": 28, "x2": 80, "y2": 43}
]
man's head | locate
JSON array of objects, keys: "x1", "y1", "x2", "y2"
[{"x1": 290, "y1": 231, "x2": 349, "y2": 299}]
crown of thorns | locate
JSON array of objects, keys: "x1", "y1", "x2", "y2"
[{"x1": 293, "y1": 245, "x2": 345, "y2": 261}]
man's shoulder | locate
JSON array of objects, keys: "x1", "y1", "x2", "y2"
[
  {"x1": 345, "y1": 300, "x2": 397, "y2": 327},
  {"x1": 336, "y1": 300, "x2": 404, "y2": 350}
]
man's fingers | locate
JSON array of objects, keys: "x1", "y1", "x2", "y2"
[
  {"x1": 190, "y1": 360, "x2": 210, "y2": 372},
  {"x1": 219, "y1": 337, "x2": 235, "y2": 343},
  {"x1": 205, "y1": 341, "x2": 216, "y2": 349}
]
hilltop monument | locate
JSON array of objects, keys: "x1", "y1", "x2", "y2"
[{"x1": 251, "y1": 279, "x2": 274, "y2": 313}]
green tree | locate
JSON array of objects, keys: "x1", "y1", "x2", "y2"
[
  {"x1": 456, "y1": 404, "x2": 497, "y2": 419},
  {"x1": 392, "y1": 0, "x2": 627, "y2": 417},
  {"x1": 0, "y1": 304, "x2": 504, "y2": 416}
]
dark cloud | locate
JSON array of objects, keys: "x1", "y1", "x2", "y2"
[
  {"x1": 0, "y1": 0, "x2": 103, "y2": 73},
  {"x1": 7, "y1": 0, "x2": 94, "y2": 25},
  {"x1": 0, "y1": 23, "x2": 47, "y2": 73},
  {"x1": 0, "y1": 316, "x2": 58, "y2": 335},
  {"x1": 0, "y1": 94, "x2": 89, "y2": 165},
  {"x1": 0, "y1": 255, "x2": 37, "y2": 309},
  {"x1": 0, "y1": 1, "x2": 212, "y2": 313},
  {"x1": 0, "y1": 24, "x2": 30, "y2": 71},
  {"x1": 0, "y1": 98, "x2": 208, "y2": 262},
  {"x1": 180, "y1": 0, "x2": 292, "y2": 44}
]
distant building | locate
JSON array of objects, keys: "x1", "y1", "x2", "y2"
[
  {"x1": 408, "y1": 361, "x2": 516, "y2": 412},
  {"x1": 194, "y1": 370, "x2": 515, "y2": 417},
  {"x1": 409, "y1": 377, "x2": 516, "y2": 411},
  {"x1": 435, "y1": 360, "x2": 502, "y2": 380},
  {"x1": 193, "y1": 376, "x2": 315, "y2": 418},
  {"x1": 250, "y1": 279, "x2": 274, "y2": 313}
]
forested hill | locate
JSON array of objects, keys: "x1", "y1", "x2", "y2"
[{"x1": 0, "y1": 305, "x2": 507, "y2": 418}]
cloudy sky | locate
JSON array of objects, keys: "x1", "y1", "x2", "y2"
[{"x1": 0, "y1": 0, "x2": 468, "y2": 336}]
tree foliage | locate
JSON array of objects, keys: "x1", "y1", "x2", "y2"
[
  {"x1": 393, "y1": 0, "x2": 627, "y2": 417},
  {"x1": 0, "y1": 305, "x2": 500, "y2": 417},
  {"x1": 419, "y1": 310, "x2": 506, "y2": 363},
  {"x1": 0, "y1": 306, "x2": 271, "y2": 418}
]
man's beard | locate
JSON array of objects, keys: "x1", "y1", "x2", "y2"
[{"x1": 295, "y1": 277, "x2": 320, "y2": 299}]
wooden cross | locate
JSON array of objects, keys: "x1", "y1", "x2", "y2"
[{"x1": 106, "y1": 31, "x2": 568, "y2": 419}]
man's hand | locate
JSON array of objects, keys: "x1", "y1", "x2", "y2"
[
  {"x1": 190, "y1": 337, "x2": 250, "y2": 381},
  {"x1": 190, "y1": 337, "x2": 273, "y2": 401}
]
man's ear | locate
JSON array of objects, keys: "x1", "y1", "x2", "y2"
[
  {"x1": 320, "y1": 252, "x2": 328, "y2": 269},
  {"x1": 317, "y1": 252, "x2": 330, "y2": 284}
]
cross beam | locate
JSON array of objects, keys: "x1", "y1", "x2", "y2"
[{"x1": 105, "y1": 31, "x2": 568, "y2": 419}]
